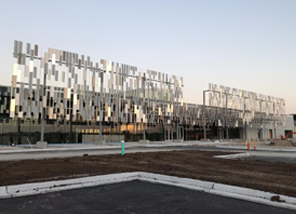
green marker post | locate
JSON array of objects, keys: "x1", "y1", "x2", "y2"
[{"x1": 121, "y1": 140, "x2": 124, "y2": 155}]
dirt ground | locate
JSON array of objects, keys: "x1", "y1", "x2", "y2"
[{"x1": 1, "y1": 150, "x2": 296, "y2": 197}]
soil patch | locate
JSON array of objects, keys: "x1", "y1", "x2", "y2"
[{"x1": 1, "y1": 150, "x2": 296, "y2": 197}]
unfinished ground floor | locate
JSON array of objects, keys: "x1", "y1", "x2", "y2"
[{"x1": 0, "y1": 116, "x2": 293, "y2": 145}]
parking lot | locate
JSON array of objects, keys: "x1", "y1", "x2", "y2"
[{"x1": 0, "y1": 180, "x2": 294, "y2": 214}]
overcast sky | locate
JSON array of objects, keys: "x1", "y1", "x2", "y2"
[{"x1": 0, "y1": 0, "x2": 295, "y2": 113}]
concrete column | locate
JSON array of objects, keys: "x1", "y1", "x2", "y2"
[
  {"x1": 99, "y1": 121, "x2": 102, "y2": 141},
  {"x1": 226, "y1": 94, "x2": 228, "y2": 140},
  {"x1": 40, "y1": 71, "x2": 47, "y2": 145},
  {"x1": 203, "y1": 90, "x2": 206, "y2": 139},
  {"x1": 96, "y1": 121, "x2": 106, "y2": 145},
  {"x1": 139, "y1": 122, "x2": 149, "y2": 143},
  {"x1": 143, "y1": 123, "x2": 146, "y2": 140}
]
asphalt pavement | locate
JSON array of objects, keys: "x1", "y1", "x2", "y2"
[{"x1": 0, "y1": 180, "x2": 294, "y2": 214}]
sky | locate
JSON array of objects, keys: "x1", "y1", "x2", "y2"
[{"x1": 0, "y1": 0, "x2": 295, "y2": 113}]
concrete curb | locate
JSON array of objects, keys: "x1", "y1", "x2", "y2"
[
  {"x1": 0, "y1": 172, "x2": 295, "y2": 210},
  {"x1": 137, "y1": 172, "x2": 296, "y2": 210},
  {"x1": 216, "y1": 145, "x2": 296, "y2": 152},
  {"x1": 214, "y1": 152, "x2": 251, "y2": 159},
  {"x1": 0, "y1": 146, "x2": 126, "y2": 155},
  {"x1": 1, "y1": 172, "x2": 138, "y2": 199},
  {"x1": 145, "y1": 142, "x2": 221, "y2": 148},
  {"x1": 0, "y1": 187, "x2": 8, "y2": 198}
]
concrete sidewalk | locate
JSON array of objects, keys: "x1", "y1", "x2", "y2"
[
  {"x1": 0, "y1": 141, "x2": 227, "y2": 161},
  {"x1": 1, "y1": 140, "x2": 295, "y2": 154},
  {"x1": 216, "y1": 145, "x2": 296, "y2": 152},
  {"x1": 0, "y1": 140, "x2": 294, "y2": 162},
  {"x1": 0, "y1": 140, "x2": 223, "y2": 154}
]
